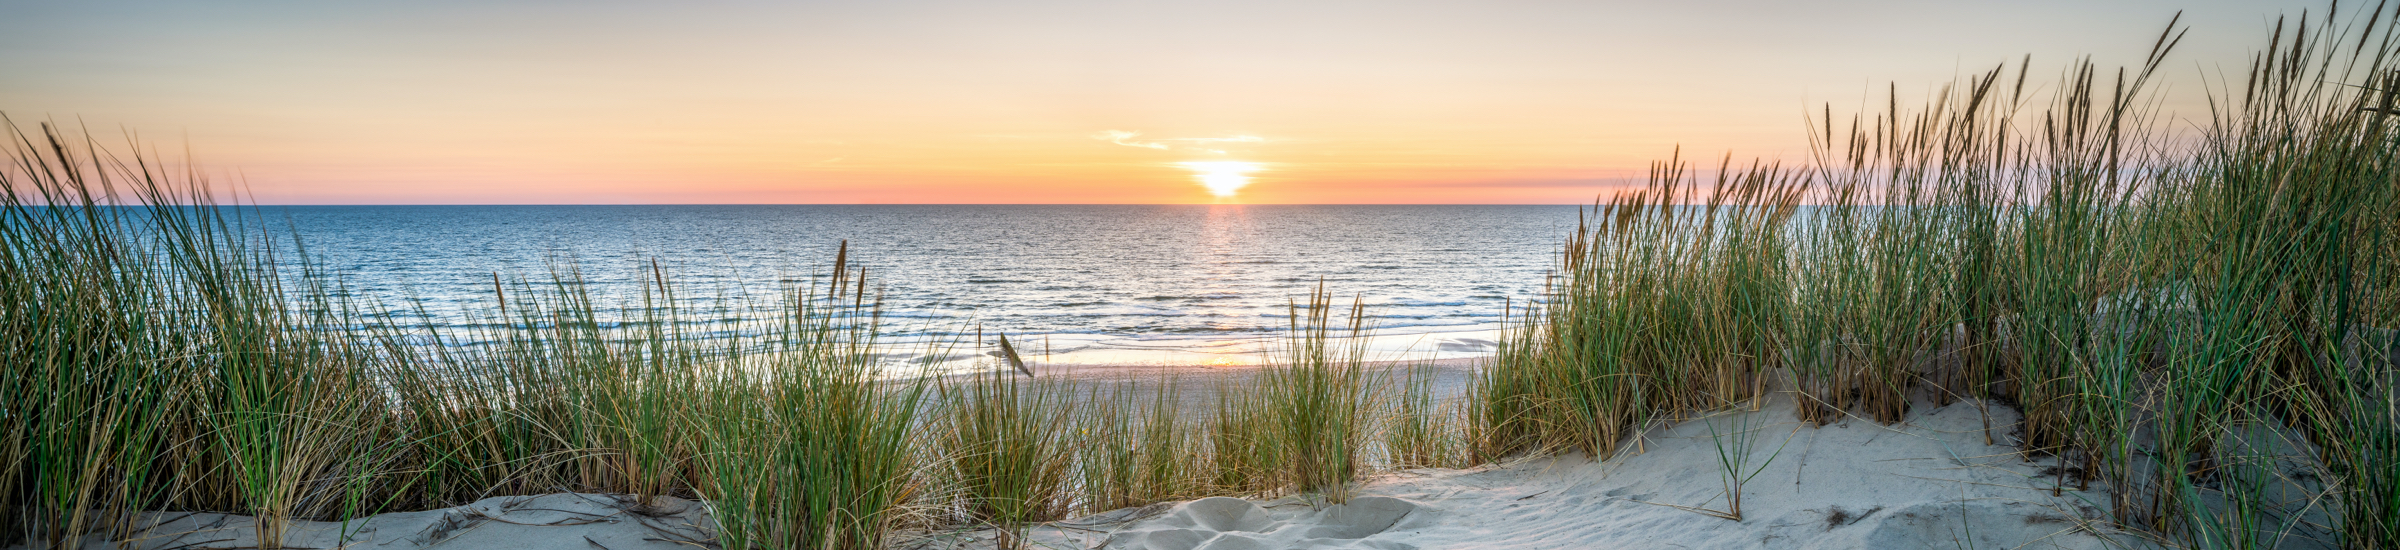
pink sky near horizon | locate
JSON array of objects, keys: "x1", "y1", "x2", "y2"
[{"x1": 1, "y1": 0, "x2": 2336, "y2": 204}]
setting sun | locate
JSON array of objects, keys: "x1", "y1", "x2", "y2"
[{"x1": 1180, "y1": 161, "x2": 1263, "y2": 197}]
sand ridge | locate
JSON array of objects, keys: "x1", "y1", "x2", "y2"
[
  {"x1": 21, "y1": 397, "x2": 2165, "y2": 550},
  {"x1": 20, "y1": 493, "x2": 715, "y2": 550},
  {"x1": 920, "y1": 397, "x2": 2152, "y2": 550}
]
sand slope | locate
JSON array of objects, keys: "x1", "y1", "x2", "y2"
[
  {"x1": 923, "y1": 398, "x2": 2148, "y2": 550},
  {"x1": 22, "y1": 493, "x2": 715, "y2": 550},
  {"x1": 23, "y1": 399, "x2": 2155, "y2": 550}
]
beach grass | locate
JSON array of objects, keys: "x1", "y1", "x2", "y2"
[
  {"x1": 694, "y1": 258, "x2": 926, "y2": 550},
  {"x1": 1075, "y1": 380, "x2": 1207, "y2": 514},
  {"x1": 1201, "y1": 377, "x2": 1282, "y2": 498},
  {"x1": 932, "y1": 364, "x2": 1079, "y2": 548},
  {"x1": 1474, "y1": 5, "x2": 2399, "y2": 547},
  {"x1": 1261, "y1": 284, "x2": 1377, "y2": 503},
  {"x1": 1382, "y1": 362, "x2": 1465, "y2": 471}
]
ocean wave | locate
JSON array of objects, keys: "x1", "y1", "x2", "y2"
[{"x1": 272, "y1": 205, "x2": 1568, "y2": 357}]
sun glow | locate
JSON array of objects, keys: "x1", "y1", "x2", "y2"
[{"x1": 1179, "y1": 161, "x2": 1263, "y2": 197}]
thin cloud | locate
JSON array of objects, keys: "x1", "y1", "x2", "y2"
[
  {"x1": 1171, "y1": 135, "x2": 1266, "y2": 144},
  {"x1": 1094, "y1": 131, "x2": 1271, "y2": 153},
  {"x1": 1092, "y1": 130, "x2": 1169, "y2": 150}
]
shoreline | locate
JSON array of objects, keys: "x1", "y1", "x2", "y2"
[{"x1": 892, "y1": 325, "x2": 1510, "y2": 374}]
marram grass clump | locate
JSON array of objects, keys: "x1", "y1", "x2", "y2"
[
  {"x1": 0, "y1": 123, "x2": 930, "y2": 550},
  {"x1": 1477, "y1": 6, "x2": 2400, "y2": 547}
]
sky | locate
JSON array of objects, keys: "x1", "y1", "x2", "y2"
[{"x1": 0, "y1": 0, "x2": 2345, "y2": 204}]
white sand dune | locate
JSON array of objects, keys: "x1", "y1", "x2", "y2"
[
  {"x1": 24, "y1": 493, "x2": 715, "y2": 550},
  {"x1": 29, "y1": 397, "x2": 2163, "y2": 550},
  {"x1": 920, "y1": 397, "x2": 2150, "y2": 550}
]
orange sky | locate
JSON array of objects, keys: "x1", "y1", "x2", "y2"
[{"x1": 0, "y1": 0, "x2": 2334, "y2": 204}]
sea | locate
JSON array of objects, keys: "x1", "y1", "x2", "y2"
[{"x1": 277, "y1": 205, "x2": 1580, "y2": 369}]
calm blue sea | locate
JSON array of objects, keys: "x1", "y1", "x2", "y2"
[{"x1": 278, "y1": 205, "x2": 1579, "y2": 366}]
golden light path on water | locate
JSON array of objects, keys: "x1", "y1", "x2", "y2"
[{"x1": 1179, "y1": 161, "x2": 1264, "y2": 197}]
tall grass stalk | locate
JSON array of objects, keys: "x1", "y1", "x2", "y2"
[
  {"x1": 1479, "y1": 155, "x2": 1801, "y2": 458},
  {"x1": 1205, "y1": 379, "x2": 1282, "y2": 497},
  {"x1": 1383, "y1": 363, "x2": 1464, "y2": 470},
  {"x1": 1076, "y1": 380, "x2": 1204, "y2": 514},
  {"x1": 934, "y1": 365, "x2": 1078, "y2": 548},
  {"x1": 1262, "y1": 284, "x2": 1377, "y2": 503},
  {"x1": 696, "y1": 255, "x2": 926, "y2": 550},
  {"x1": 1700, "y1": 411, "x2": 1793, "y2": 522}
]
